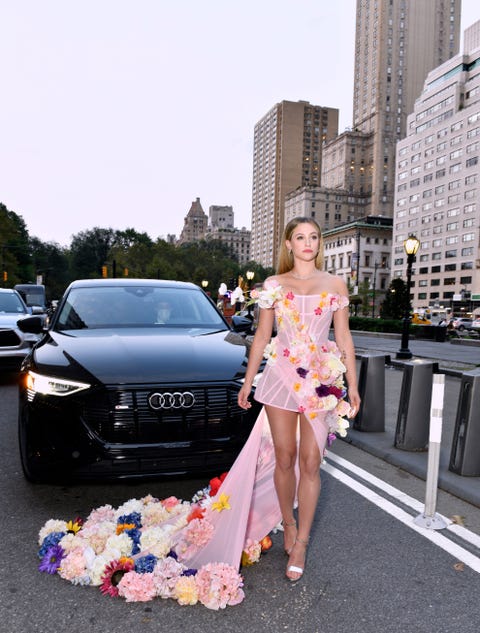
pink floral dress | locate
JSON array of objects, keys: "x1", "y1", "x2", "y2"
[{"x1": 254, "y1": 283, "x2": 351, "y2": 449}]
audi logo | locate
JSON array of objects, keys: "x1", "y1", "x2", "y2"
[{"x1": 148, "y1": 391, "x2": 195, "y2": 410}]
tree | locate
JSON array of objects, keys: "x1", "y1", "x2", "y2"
[
  {"x1": 0, "y1": 202, "x2": 33, "y2": 284},
  {"x1": 380, "y1": 277, "x2": 409, "y2": 319},
  {"x1": 28, "y1": 237, "x2": 71, "y2": 300},
  {"x1": 69, "y1": 227, "x2": 118, "y2": 279}
]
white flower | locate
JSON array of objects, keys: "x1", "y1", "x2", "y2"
[
  {"x1": 38, "y1": 519, "x2": 68, "y2": 545},
  {"x1": 257, "y1": 284, "x2": 283, "y2": 309},
  {"x1": 230, "y1": 286, "x2": 244, "y2": 305},
  {"x1": 218, "y1": 283, "x2": 227, "y2": 296},
  {"x1": 263, "y1": 341, "x2": 278, "y2": 365}
]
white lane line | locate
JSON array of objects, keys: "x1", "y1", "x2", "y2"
[
  {"x1": 326, "y1": 452, "x2": 480, "y2": 550},
  {"x1": 322, "y1": 461, "x2": 480, "y2": 574}
]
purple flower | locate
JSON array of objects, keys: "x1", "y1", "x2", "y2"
[
  {"x1": 327, "y1": 433, "x2": 337, "y2": 447},
  {"x1": 181, "y1": 568, "x2": 198, "y2": 577},
  {"x1": 39, "y1": 544, "x2": 65, "y2": 574},
  {"x1": 296, "y1": 367, "x2": 308, "y2": 379},
  {"x1": 315, "y1": 385, "x2": 331, "y2": 397}
]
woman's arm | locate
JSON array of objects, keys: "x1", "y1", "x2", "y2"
[
  {"x1": 332, "y1": 281, "x2": 361, "y2": 417},
  {"x1": 237, "y1": 307, "x2": 274, "y2": 409}
]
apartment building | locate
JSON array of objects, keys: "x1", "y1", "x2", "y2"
[
  {"x1": 352, "y1": 0, "x2": 461, "y2": 217},
  {"x1": 392, "y1": 20, "x2": 480, "y2": 313},
  {"x1": 250, "y1": 100, "x2": 338, "y2": 267}
]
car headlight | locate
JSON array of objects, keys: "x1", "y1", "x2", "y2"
[{"x1": 26, "y1": 370, "x2": 90, "y2": 399}]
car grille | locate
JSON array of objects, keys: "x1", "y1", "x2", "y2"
[
  {"x1": 81, "y1": 384, "x2": 247, "y2": 444},
  {"x1": 0, "y1": 329, "x2": 21, "y2": 347}
]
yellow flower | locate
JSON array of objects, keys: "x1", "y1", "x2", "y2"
[
  {"x1": 116, "y1": 522, "x2": 137, "y2": 535},
  {"x1": 212, "y1": 493, "x2": 231, "y2": 512},
  {"x1": 293, "y1": 382, "x2": 301, "y2": 392},
  {"x1": 309, "y1": 412, "x2": 317, "y2": 420},
  {"x1": 309, "y1": 344, "x2": 317, "y2": 352},
  {"x1": 65, "y1": 520, "x2": 82, "y2": 535}
]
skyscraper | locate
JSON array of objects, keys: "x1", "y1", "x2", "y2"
[
  {"x1": 250, "y1": 100, "x2": 338, "y2": 267},
  {"x1": 353, "y1": 0, "x2": 461, "y2": 217}
]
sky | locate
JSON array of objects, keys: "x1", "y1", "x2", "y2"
[{"x1": 1, "y1": 1, "x2": 479, "y2": 247}]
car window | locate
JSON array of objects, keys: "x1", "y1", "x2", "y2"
[
  {"x1": 0, "y1": 293, "x2": 27, "y2": 313},
  {"x1": 55, "y1": 286, "x2": 227, "y2": 330}
]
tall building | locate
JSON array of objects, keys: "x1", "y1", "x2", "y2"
[
  {"x1": 208, "y1": 205, "x2": 234, "y2": 229},
  {"x1": 392, "y1": 20, "x2": 480, "y2": 314},
  {"x1": 353, "y1": 0, "x2": 461, "y2": 217},
  {"x1": 251, "y1": 100, "x2": 339, "y2": 267}
]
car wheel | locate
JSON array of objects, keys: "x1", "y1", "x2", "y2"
[
  {"x1": 18, "y1": 404, "x2": 49, "y2": 483},
  {"x1": 458, "y1": 325, "x2": 465, "y2": 331}
]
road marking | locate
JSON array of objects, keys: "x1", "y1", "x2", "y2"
[
  {"x1": 326, "y1": 452, "x2": 480, "y2": 550},
  {"x1": 323, "y1": 456, "x2": 480, "y2": 573}
]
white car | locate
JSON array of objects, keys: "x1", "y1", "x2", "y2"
[
  {"x1": 0, "y1": 289, "x2": 42, "y2": 369},
  {"x1": 471, "y1": 318, "x2": 480, "y2": 331}
]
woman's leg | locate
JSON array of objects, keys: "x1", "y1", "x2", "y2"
[
  {"x1": 286, "y1": 414, "x2": 325, "y2": 580},
  {"x1": 264, "y1": 405, "x2": 299, "y2": 553}
]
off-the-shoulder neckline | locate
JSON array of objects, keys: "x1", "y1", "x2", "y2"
[{"x1": 286, "y1": 292, "x2": 348, "y2": 299}]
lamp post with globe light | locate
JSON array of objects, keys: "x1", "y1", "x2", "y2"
[
  {"x1": 396, "y1": 235, "x2": 420, "y2": 360},
  {"x1": 201, "y1": 280, "x2": 209, "y2": 294}
]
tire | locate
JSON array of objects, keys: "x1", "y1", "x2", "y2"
[
  {"x1": 458, "y1": 325, "x2": 465, "y2": 331},
  {"x1": 18, "y1": 404, "x2": 50, "y2": 483}
]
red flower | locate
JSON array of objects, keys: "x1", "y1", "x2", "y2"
[
  {"x1": 283, "y1": 348, "x2": 290, "y2": 357},
  {"x1": 286, "y1": 291, "x2": 295, "y2": 300},
  {"x1": 209, "y1": 471, "x2": 228, "y2": 496},
  {"x1": 100, "y1": 558, "x2": 135, "y2": 597},
  {"x1": 187, "y1": 505, "x2": 206, "y2": 523},
  {"x1": 314, "y1": 307, "x2": 323, "y2": 315}
]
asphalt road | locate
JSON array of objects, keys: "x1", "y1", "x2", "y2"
[{"x1": 2, "y1": 368, "x2": 480, "y2": 633}]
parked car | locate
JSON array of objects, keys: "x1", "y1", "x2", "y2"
[
  {"x1": 471, "y1": 318, "x2": 480, "y2": 331},
  {"x1": 0, "y1": 288, "x2": 42, "y2": 369},
  {"x1": 451, "y1": 317, "x2": 474, "y2": 331},
  {"x1": 17, "y1": 279, "x2": 262, "y2": 483}
]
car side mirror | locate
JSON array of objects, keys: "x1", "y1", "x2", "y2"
[
  {"x1": 17, "y1": 315, "x2": 45, "y2": 334},
  {"x1": 231, "y1": 314, "x2": 254, "y2": 335}
]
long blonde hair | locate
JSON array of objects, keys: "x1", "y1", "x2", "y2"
[{"x1": 277, "y1": 216, "x2": 324, "y2": 274}]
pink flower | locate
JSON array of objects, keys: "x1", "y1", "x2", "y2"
[
  {"x1": 185, "y1": 518, "x2": 214, "y2": 548},
  {"x1": 283, "y1": 348, "x2": 290, "y2": 357},
  {"x1": 286, "y1": 291, "x2": 294, "y2": 300},
  {"x1": 195, "y1": 562, "x2": 244, "y2": 609},
  {"x1": 314, "y1": 307, "x2": 323, "y2": 315},
  {"x1": 161, "y1": 496, "x2": 180, "y2": 510},
  {"x1": 153, "y1": 556, "x2": 185, "y2": 598},
  {"x1": 117, "y1": 570, "x2": 157, "y2": 602}
]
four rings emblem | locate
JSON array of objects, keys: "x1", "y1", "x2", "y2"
[{"x1": 148, "y1": 391, "x2": 195, "y2": 410}]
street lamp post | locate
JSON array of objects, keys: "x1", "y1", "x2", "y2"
[
  {"x1": 201, "y1": 279, "x2": 209, "y2": 293},
  {"x1": 396, "y1": 235, "x2": 420, "y2": 360},
  {"x1": 371, "y1": 261, "x2": 378, "y2": 319},
  {"x1": 246, "y1": 270, "x2": 255, "y2": 318}
]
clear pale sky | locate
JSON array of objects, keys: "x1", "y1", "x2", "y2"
[{"x1": 1, "y1": 1, "x2": 479, "y2": 247}]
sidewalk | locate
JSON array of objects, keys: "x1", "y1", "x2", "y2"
[{"x1": 337, "y1": 342, "x2": 480, "y2": 509}]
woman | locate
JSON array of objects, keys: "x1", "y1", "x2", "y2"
[{"x1": 238, "y1": 216, "x2": 360, "y2": 582}]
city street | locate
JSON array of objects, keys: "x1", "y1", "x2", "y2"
[{"x1": 1, "y1": 365, "x2": 480, "y2": 633}]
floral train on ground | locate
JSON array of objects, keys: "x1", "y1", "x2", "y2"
[{"x1": 37, "y1": 472, "x2": 272, "y2": 610}]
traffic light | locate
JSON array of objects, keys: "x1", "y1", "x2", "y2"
[
  {"x1": 2, "y1": 271, "x2": 7, "y2": 282},
  {"x1": 124, "y1": 268, "x2": 128, "y2": 277},
  {"x1": 101, "y1": 265, "x2": 107, "y2": 278}
]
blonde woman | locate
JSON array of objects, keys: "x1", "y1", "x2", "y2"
[{"x1": 238, "y1": 216, "x2": 360, "y2": 582}]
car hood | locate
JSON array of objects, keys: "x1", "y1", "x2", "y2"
[
  {"x1": 0, "y1": 313, "x2": 28, "y2": 327},
  {"x1": 29, "y1": 327, "x2": 250, "y2": 384}
]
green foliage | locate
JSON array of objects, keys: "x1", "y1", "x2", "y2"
[
  {"x1": 0, "y1": 202, "x2": 33, "y2": 284},
  {"x1": 380, "y1": 277, "x2": 409, "y2": 319}
]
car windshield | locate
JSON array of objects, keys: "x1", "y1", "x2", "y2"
[
  {"x1": 0, "y1": 293, "x2": 27, "y2": 314},
  {"x1": 55, "y1": 286, "x2": 227, "y2": 331}
]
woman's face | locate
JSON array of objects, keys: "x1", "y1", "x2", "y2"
[{"x1": 286, "y1": 222, "x2": 320, "y2": 261}]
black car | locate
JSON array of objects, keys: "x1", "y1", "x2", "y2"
[{"x1": 17, "y1": 279, "x2": 261, "y2": 483}]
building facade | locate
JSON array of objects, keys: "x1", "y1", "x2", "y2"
[
  {"x1": 250, "y1": 100, "x2": 339, "y2": 267},
  {"x1": 352, "y1": 0, "x2": 461, "y2": 217},
  {"x1": 323, "y1": 216, "x2": 393, "y2": 316},
  {"x1": 392, "y1": 20, "x2": 480, "y2": 314},
  {"x1": 178, "y1": 197, "x2": 208, "y2": 244}
]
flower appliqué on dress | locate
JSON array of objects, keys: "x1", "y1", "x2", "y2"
[{"x1": 260, "y1": 283, "x2": 351, "y2": 440}]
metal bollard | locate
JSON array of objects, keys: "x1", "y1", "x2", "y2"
[
  {"x1": 394, "y1": 359, "x2": 437, "y2": 451},
  {"x1": 449, "y1": 368, "x2": 480, "y2": 476},
  {"x1": 353, "y1": 352, "x2": 388, "y2": 432}
]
